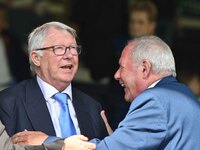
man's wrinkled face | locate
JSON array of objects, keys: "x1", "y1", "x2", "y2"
[
  {"x1": 33, "y1": 27, "x2": 78, "y2": 88},
  {"x1": 114, "y1": 42, "x2": 144, "y2": 102}
]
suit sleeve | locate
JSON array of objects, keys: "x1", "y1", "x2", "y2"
[
  {"x1": 0, "y1": 120, "x2": 62, "y2": 150},
  {"x1": 0, "y1": 120, "x2": 26, "y2": 150},
  {"x1": 0, "y1": 92, "x2": 19, "y2": 136},
  {"x1": 43, "y1": 140, "x2": 63, "y2": 150},
  {"x1": 94, "y1": 92, "x2": 167, "y2": 150}
]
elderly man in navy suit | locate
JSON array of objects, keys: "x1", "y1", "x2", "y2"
[
  {"x1": 93, "y1": 35, "x2": 200, "y2": 149},
  {"x1": 0, "y1": 21, "x2": 107, "y2": 145}
]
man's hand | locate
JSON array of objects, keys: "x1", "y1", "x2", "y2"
[
  {"x1": 11, "y1": 130, "x2": 48, "y2": 145},
  {"x1": 101, "y1": 110, "x2": 113, "y2": 135},
  {"x1": 63, "y1": 135, "x2": 96, "y2": 150}
]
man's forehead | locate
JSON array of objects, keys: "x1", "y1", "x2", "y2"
[
  {"x1": 46, "y1": 27, "x2": 66, "y2": 36},
  {"x1": 45, "y1": 27, "x2": 75, "y2": 41},
  {"x1": 123, "y1": 41, "x2": 136, "y2": 55},
  {"x1": 119, "y1": 41, "x2": 136, "y2": 65}
]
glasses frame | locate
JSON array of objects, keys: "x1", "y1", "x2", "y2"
[{"x1": 35, "y1": 45, "x2": 81, "y2": 56}]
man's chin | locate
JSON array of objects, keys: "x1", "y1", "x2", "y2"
[
  {"x1": 124, "y1": 94, "x2": 134, "y2": 103},
  {"x1": 59, "y1": 76, "x2": 74, "y2": 84},
  {"x1": 124, "y1": 96, "x2": 130, "y2": 103}
]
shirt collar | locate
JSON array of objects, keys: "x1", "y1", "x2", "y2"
[
  {"x1": 36, "y1": 76, "x2": 72, "y2": 101},
  {"x1": 148, "y1": 79, "x2": 161, "y2": 89}
]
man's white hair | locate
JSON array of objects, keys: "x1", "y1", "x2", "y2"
[{"x1": 130, "y1": 35, "x2": 176, "y2": 77}]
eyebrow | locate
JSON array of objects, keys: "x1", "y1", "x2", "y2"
[{"x1": 119, "y1": 61, "x2": 125, "y2": 68}]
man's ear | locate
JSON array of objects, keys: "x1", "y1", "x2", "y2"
[
  {"x1": 141, "y1": 59, "x2": 151, "y2": 79},
  {"x1": 30, "y1": 51, "x2": 41, "y2": 67}
]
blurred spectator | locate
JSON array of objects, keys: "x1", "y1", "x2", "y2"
[
  {"x1": 128, "y1": 0, "x2": 157, "y2": 36},
  {"x1": 0, "y1": 3, "x2": 31, "y2": 91},
  {"x1": 113, "y1": 0, "x2": 157, "y2": 59},
  {"x1": 110, "y1": 0, "x2": 158, "y2": 129}
]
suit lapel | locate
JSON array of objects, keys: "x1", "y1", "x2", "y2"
[
  {"x1": 23, "y1": 78, "x2": 56, "y2": 136},
  {"x1": 72, "y1": 89, "x2": 95, "y2": 139}
]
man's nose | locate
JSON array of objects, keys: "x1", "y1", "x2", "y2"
[
  {"x1": 114, "y1": 69, "x2": 120, "y2": 80},
  {"x1": 63, "y1": 48, "x2": 73, "y2": 59}
]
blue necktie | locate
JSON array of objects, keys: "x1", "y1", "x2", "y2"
[{"x1": 53, "y1": 93, "x2": 76, "y2": 138}]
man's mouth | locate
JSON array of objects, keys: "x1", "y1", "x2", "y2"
[
  {"x1": 60, "y1": 64, "x2": 73, "y2": 70},
  {"x1": 120, "y1": 83, "x2": 126, "y2": 88}
]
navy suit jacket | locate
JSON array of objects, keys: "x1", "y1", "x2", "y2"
[
  {"x1": 93, "y1": 76, "x2": 200, "y2": 149},
  {"x1": 0, "y1": 77, "x2": 107, "y2": 140}
]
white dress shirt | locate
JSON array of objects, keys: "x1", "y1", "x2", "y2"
[{"x1": 36, "y1": 76, "x2": 80, "y2": 137}]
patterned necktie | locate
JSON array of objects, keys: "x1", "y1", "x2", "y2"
[{"x1": 53, "y1": 93, "x2": 76, "y2": 138}]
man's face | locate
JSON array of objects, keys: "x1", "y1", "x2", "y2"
[
  {"x1": 33, "y1": 27, "x2": 78, "y2": 89},
  {"x1": 114, "y1": 42, "x2": 144, "y2": 102},
  {"x1": 128, "y1": 11, "x2": 155, "y2": 37}
]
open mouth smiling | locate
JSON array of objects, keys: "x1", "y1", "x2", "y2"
[{"x1": 60, "y1": 64, "x2": 73, "y2": 70}]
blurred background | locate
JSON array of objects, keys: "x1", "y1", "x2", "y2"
[{"x1": 0, "y1": 0, "x2": 200, "y2": 130}]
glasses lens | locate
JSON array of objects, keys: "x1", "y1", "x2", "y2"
[
  {"x1": 77, "y1": 46, "x2": 81, "y2": 54},
  {"x1": 70, "y1": 46, "x2": 81, "y2": 55},
  {"x1": 54, "y1": 46, "x2": 65, "y2": 55},
  {"x1": 53, "y1": 45, "x2": 81, "y2": 56}
]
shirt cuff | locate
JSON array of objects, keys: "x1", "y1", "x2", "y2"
[
  {"x1": 44, "y1": 136, "x2": 61, "y2": 144},
  {"x1": 90, "y1": 138, "x2": 101, "y2": 145}
]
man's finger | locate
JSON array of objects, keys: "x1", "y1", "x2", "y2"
[
  {"x1": 82, "y1": 141, "x2": 96, "y2": 149},
  {"x1": 12, "y1": 131, "x2": 29, "y2": 139},
  {"x1": 101, "y1": 110, "x2": 113, "y2": 135},
  {"x1": 76, "y1": 135, "x2": 88, "y2": 141},
  {"x1": 101, "y1": 110, "x2": 108, "y2": 124},
  {"x1": 12, "y1": 136, "x2": 27, "y2": 144}
]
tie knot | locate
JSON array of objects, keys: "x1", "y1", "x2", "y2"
[{"x1": 53, "y1": 93, "x2": 68, "y2": 106}]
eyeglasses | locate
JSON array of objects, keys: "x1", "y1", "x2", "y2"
[{"x1": 35, "y1": 45, "x2": 81, "y2": 56}]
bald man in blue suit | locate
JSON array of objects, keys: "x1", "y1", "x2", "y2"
[{"x1": 92, "y1": 36, "x2": 200, "y2": 149}]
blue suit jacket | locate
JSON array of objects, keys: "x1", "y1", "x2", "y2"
[
  {"x1": 93, "y1": 76, "x2": 200, "y2": 149},
  {"x1": 0, "y1": 77, "x2": 107, "y2": 140}
]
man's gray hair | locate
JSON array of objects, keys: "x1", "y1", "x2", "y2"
[
  {"x1": 28, "y1": 21, "x2": 77, "y2": 72},
  {"x1": 130, "y1": 35, "x2": 176, "y2": 77}
]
